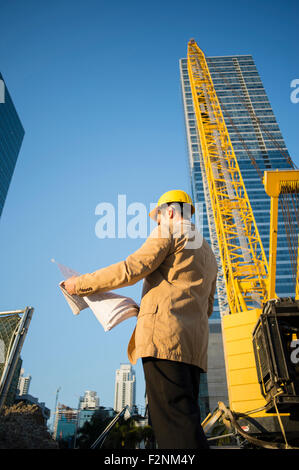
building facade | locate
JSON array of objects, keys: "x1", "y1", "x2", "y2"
[
  {"x1": 179, "y1": 52, "x2": 295, "y2": 416},
  {"x1": 0, "y1": 72, "x2": 24, "y2": 218},
  {"x1": 17, "y1": 368, "x2": 31, "y2": 396},
  {"x1": 77, "y1": 407, "x2": 115, "y2": 434},
  {"x1": 114, "y1": 363, "x2": 136, "y2": 413},
  {"x1": 77, "y1": 409, "x2": 97, "y2": 431},
  {"x1": 78, "y1": 390, "x2": 100, "y2": 410}
]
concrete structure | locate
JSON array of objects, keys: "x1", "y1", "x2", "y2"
[{"x1": 114, "y1": 363, "x2": 136, "y2": 413}]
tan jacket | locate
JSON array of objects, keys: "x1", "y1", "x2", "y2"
[{"x1": 75, "y1": 220, "x2": 218, "y2": 371}]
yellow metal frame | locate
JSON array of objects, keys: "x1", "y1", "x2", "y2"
[
  {"x1": 263, "y1": 169, "x2": 299, "y2": 299},
  {"x1": 186, "y1": 40, "x2": 295, "y2": 419},
  {"x1": 187, "y1": 40, "x2": 269, "y2": 316},
  {"x1": 222, "y1": 309, "x2": 267, "y2": 415}
]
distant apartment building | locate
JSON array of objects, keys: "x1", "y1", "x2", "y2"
[
  {"x1": 15, "y1": 368, "x2": 50, "y2": 423},
  {"x1": 0, "y1": 72, "x2": 24, "y2": 218},
  {"x1": 114, "y1": 364, "x2": 136, "y2": 412},
  {"x1": 17, "y1": 368, "x2": 31, "y2": 396},
  {"x1": 77, "y1": 390, "x2": 100, "y2": 432},
  {"x1": 78, "y1": 390, "x2": 100, "y2": 410}
]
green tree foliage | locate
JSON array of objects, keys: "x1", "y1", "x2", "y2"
[{"x1": 76, "y1": 412, "x2": 155, "y2": 449}]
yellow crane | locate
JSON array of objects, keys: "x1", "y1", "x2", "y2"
[{"x1": 187, "y1": 39, "x2": 299, "y2": 448}]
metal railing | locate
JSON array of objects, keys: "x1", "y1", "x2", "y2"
[{"x1": 90, "y1": 405, "x2": 129, "y2": 449}]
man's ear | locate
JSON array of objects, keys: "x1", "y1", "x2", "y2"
[{"x1": 168, "y1": 206, "x2": 174, "y2": 219}]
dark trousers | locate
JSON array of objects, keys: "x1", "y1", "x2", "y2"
[{"x1": 142, "y1": 357, "x2": 209, "y2": 449}]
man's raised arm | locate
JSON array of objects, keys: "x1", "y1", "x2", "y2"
[{"x1": 75, "y1": 225, "x2": 172, "y2": 297}]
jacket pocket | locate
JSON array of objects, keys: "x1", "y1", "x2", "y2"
[{"x1": 138, "y1": 297, "x2": 159, "y2": 317}]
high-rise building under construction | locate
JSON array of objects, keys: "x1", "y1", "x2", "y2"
[{"x1": 179, "y1": 48, "x2": 296, "y2": 417}]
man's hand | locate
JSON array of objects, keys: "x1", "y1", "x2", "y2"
[{"x1": 63, "y1": 276, "x2": 78, "y2": 295}]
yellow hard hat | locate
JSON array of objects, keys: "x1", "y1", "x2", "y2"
[{"x1": 149, "y1": 190, "x2": 195, "y2": 220}]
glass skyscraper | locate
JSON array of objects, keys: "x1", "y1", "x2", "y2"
[
  {"x1": 180, "y1": 54, "x2": 296, "y2": 320},
  {"x1": 0, "y1": 72, "x2": 24, "y2": 218}
]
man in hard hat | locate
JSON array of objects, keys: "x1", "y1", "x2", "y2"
[{"x1": 64, "y1": 190, "x2": 218, "y2": 449}]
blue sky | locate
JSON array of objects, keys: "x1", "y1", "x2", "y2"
[{"x1": 0, "y1": 0, "x2": 298, "y2": 425}]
